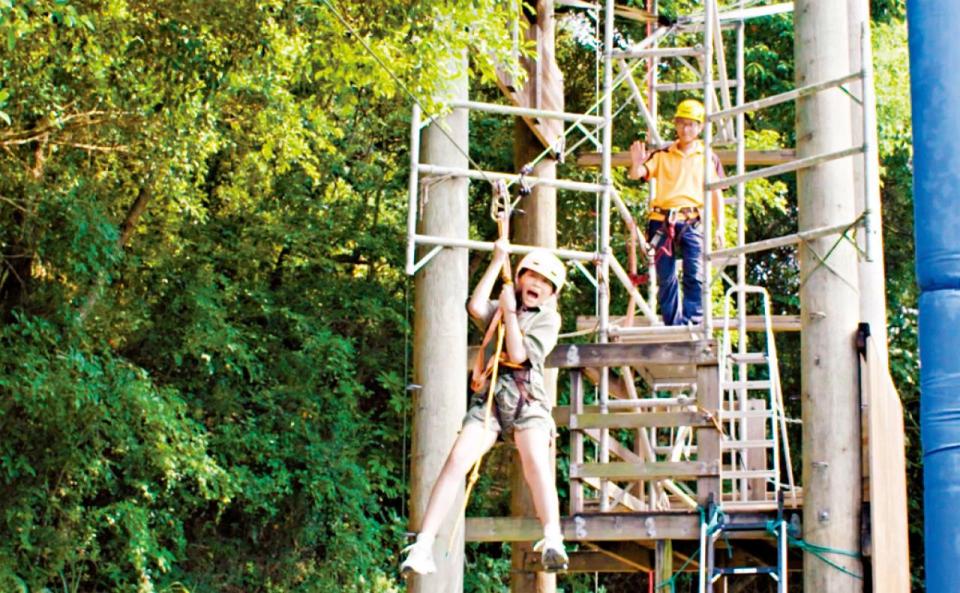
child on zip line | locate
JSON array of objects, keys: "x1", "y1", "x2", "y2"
[{"x1": 401, "y1": 239, "x2": 569, "y2": 574}]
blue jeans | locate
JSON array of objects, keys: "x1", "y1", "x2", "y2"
[{"x1": 647, "y1": 219, "x2": 704, "y2": 326}]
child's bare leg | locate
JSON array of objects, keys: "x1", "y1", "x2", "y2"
[
  {"x1": 514, "y1": 425, "x2": 568, "y2": 570},
  {"x1": 418, "y1": 421, "x2": 499, "y2": 538},
  {"x1": 513, "y1": 426, "x2": 560, "y2": 528}
]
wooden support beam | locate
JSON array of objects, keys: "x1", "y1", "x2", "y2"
[
  {"x1": 465, "y1": 512, "x2": 776, "y2": 542},
  {"x1": 861, "y1": 333, "x2": 910, "y2": 592},
  {"x1": 521, "y1": 550, "x2": 649, "y2": 573},
  {"x1": 795, "y1": 2, "x2": 864, "y2": 590},
  {"x1": 582, "y1": 366, "x2": 631, "y2": 397},
  {"x1": 509, "y1": 7, "x2": 562, "y2": 589},
  {"x1": 585, "y1": 541, "x2": 656, "y2": 571},
  {"x1": 581, "y1": 477, "x2": 647, "y2": 511},
  {"x1": 570, "y1": 411, "x2": 713, "y2": 430},
  {"x1": 555, "y1": 406, "x2": 702, "y2": 427},
  {"x1": 613, "y1": 4, "x2": 657, "y2": 23},
  {"x1": 571, "y1": 461, "x2": 719, "y2": 480},
  {"x1": 547, "y1": 341, "x2": 717, "y2": 369},
  {"x1": 494, "y1": 1, "x2": 564, "y2": 152},
  {"x1": 576, "y1": 149, "x2": 798, "y2": 169},
  {"x1": 569, "y1": 370, "x2": 585, "y2": 515},
  {"x1": 696, "y1": 364, "x2": 722, "y2": 505}
]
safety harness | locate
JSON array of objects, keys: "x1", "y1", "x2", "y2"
[{"x1": 470, "y1": 302, "x2": 536, "y2": 421}]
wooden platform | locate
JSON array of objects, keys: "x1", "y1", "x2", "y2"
[
  {"x1": 464, "y1": 338, "x2": 808, "y2": 579},
  {"x1": 518, "y1": 541, "x2": 804, "y2": 574},
  {"x1": 576, "y1": 315, "x2": 802, "y2": 339},
  {"x1": 546, "y1": 340, "x2": 717, "y2": 368},
  {"x1": 465, "y1": 511, "x2": 778, "y2": 542}
]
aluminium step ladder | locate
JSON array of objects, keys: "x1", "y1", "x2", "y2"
[{"x1": 718, "y1": 284, "x2": 795, "y2": 508}]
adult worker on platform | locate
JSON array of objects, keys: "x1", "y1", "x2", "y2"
[{"x1": 629, "y1": 98, "x2": 725, "y2": 326}]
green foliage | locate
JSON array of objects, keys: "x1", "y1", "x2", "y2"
[
  {"x1": 0, "y1": 313, "x2": 231, "y2": 592},
  {"x1": 0, "y1": 0, "x2": 529, "y2": 591}
]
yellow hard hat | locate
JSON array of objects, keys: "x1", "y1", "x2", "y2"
[
  {"x1": 517, "y1": 249, "x2": 567, "y2": 293},
  {"x1": 675, "y1": 99, "x2": 705, "y2": 123}
]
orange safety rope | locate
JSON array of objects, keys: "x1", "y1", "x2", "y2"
[{"x1": 448, "y1": 180, "x2": 514, "y2": 552}]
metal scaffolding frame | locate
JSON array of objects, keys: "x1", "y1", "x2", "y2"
[{"x1": 405, "y1": 0, "x2": 880, "y2": 513}]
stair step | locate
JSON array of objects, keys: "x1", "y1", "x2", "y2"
[
  {"x1": 713, "y1": 566, "x2": 779, "y2": 577},
  {"x1": 721, "y1": 380, "x2": 772, "y2": 391},
  {"x1": 713, "y1": 520, "x2": 773, "y2": 533},
  {"x1": 571, "y1": 460, "x2": 719, "y2": 480},
  {"x1": 719, "y1": 409, "x2": 773, "y2": 420},
  {"x1": 728, "y1": 352, "x2": 768, "y2": 364},
  {"x1": 570, "y1": 411, "x2": 713, "y2": 430},
  {"x1": 720, "y1": 439, "x2": 775, "y2": 450},
  {"x1": 723, "y1": 469, "x2": 777, "y2": 479},
  {"x1": 652, "y1": 380, "x2": 697, "y2": 391},
  {"x1": 605, "y1": 397, "x2": 696, "y2": 410}
]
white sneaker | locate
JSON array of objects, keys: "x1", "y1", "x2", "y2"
[
  {"x1": 400, "y1": 539, "x2": 436, "y2": 575},
  {"x1": 533, "y1": 535, "x2": 568, "y2": 572}
]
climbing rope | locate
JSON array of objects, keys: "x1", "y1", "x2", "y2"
[
  {"x1": 448, "y1": 180, "x2": 515, "y2": 552},
  {"x1": 449, "y1": 319, "x2": 506, "y2": 552},
  {"x1": 401, "y1": 278, "x2": 412, "y2": 522}
]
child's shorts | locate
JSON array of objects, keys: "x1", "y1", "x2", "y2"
[{"x1": 462, "y1": 378, "x2": 555, "y2": 439}]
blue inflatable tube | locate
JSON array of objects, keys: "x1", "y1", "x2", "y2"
[{"x1": 908, "y1": 2, "x2": 960, "y2": 591}]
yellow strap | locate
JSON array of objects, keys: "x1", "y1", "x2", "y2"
[{"x1": 449, "y1": 320, "x2": 504, "y2": 554}]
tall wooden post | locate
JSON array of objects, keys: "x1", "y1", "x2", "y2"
[
  {"x1": 510, "y1": 122, "x2": 559, "y2": 593},
  {"x1": 509, "y1": 2, "x2": 561, "y2": 591},
  {"x1": 848, "y1": 0, "x2": 890, "y2": 369},
  {"x1": 795, "y1": 2, "x2": 864, "y2": 591},
  {"x1": 409, "y1": 58, "x2": 470, "y2": 593}
]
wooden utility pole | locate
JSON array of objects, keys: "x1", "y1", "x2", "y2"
[
  {"x1": 509, "y1": 2, "x2": 561, "y2": 591},
  {"x1": 795, "y1": 2, "x2": 864, "y2": 591},
  {"x1": 409, "y1": 59, "x2": 470, "y2": 593},
  {"x1": 847, "y1": 0, "x2": 890, "y2": 369}
]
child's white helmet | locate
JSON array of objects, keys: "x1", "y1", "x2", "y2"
[{"x1": 516, "y1": 249, "x2": 567, "y2": 292}]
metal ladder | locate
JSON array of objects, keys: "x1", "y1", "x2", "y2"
[
  {"x1": 718, "y1": 284, "x2": 795, "y2": 508},
  {"x1": 698, "y1": 493, "x2": 788, "y2": 593}
]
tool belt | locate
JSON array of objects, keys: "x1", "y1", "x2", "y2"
[{"x1": 650, "y1": 206, "x2": 701, "y2": 222}]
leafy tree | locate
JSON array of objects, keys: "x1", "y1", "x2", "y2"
[{"x1": 0, "y1": 0, "x2": 918, "y2": 591}]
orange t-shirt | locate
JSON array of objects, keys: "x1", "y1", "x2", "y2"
[{"x1": 643, "y1": 141, "x2": 724, "y2": 215}]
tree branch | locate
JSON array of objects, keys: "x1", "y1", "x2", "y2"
[
  {"x1": 50, "y1": 141, "x2": 129, "y2": 153},
  {"x1": 118, "y1": 184, "x2": 154, "y2": 248},
  {"x1": 78, "y1": 181, "x2": 155, "y2": 322},
  {"x1": 0, "y1": 110, "x2": 115, "y2": 142}
]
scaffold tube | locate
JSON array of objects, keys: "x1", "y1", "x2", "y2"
[{"x1": 907, "y1": 2, "x2": 960, "y2": 591}]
